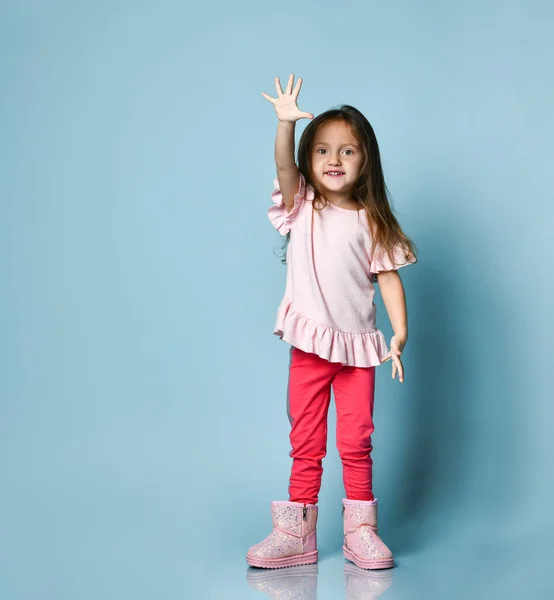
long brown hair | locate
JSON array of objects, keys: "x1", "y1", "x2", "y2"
[{"x1": 278, "y1": 105, "x2": 417, "y2": 270}]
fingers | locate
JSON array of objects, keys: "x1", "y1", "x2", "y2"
[
  {"x1": 382, "y1": 342, "x2": 405, "y2": 382},
  {"x1": 300, "y1": 112, "x2": 314, "y2": 119},
  {"x1": 261, "y1": 92, "x2": 276, "y2": 104},
  {"x1": 392, "y1": 355, "x2": 404, "y2": 383},
  {"x1": 264, "y1": 75, "x2": 310, "y2": 111},
  {"x1": 285, "y1": 73, "x2": 294, "y2": 95},
  {"x1": 275, "y1": 77, "x2": 284, "y2": 96},
  {"x1": 381, "y1": 351, "x2": 392, "y2": 363},
  {"x1": 292, "y1": 75, "x2": 302, "y2": 98},
  {"x1": 272, "y1": 74, "x2": 302, "y2": 98}
]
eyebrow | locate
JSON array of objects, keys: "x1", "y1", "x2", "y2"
[{"x1": 313, "y1": 142, "x2": 360, "y2": 148}]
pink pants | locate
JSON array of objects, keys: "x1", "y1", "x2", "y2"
[{"x1": 287, "y1": 346, "x2": 376, "y2": 505}]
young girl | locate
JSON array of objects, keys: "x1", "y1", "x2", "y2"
[{"x1": 247, "y1": 75, "x2": 417, "y2": 571}]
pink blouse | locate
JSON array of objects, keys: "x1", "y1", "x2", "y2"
[{"x1": 268, "y1": 173, "x2": 416, "y2": 368}]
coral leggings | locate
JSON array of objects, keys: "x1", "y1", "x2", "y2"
[{"x1": 287, "y1": 346, "x2": 376, "y2": 505}]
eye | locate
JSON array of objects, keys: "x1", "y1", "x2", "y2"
[
  {"x1": 343, "y1": 149, "x2": 354, "y2": 155},
  {"x1": 316, "y1": 148, "x2": 327, "y2": 154}
]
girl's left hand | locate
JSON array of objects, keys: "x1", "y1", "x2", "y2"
[{"x1": 381, "y1": 335, "x2": 406, "y2": 383}]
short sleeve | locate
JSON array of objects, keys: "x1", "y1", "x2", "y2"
[
  {"x1": 370, "y1": 243, "x2": 416, "y2": 283},
  {"x1": 267, "y1": 172, "x2": 315, "y2": 236}
]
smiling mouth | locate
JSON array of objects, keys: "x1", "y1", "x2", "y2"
[{"x1": 325, "y1": 171, "x2": 345, "y2": 177}]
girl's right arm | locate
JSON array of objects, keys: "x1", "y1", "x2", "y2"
[
  {"x1": 262, "y1": 74, "x2": 313, "y2": 213},
  {"x1": 274, "y1": 121, "x2": 298, "y2": 213}
]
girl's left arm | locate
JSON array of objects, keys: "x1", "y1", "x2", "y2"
[
  {"x1": 377, "y1": 271, "x2": 408, "y2": 346},
  {"x1": 377, "y1": 270, "x2": 409, "y2": 382}
]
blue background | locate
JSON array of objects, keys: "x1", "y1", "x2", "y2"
[{"x1": 1, "y1": 1, "x2": 552, "y2": 598}]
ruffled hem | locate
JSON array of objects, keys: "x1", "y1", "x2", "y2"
[
  {"x1": 267, "y1": 172, "x2": 315, "y2": 236},
  {"x1": 370, "y1": 243, "x2": 417, "y2": 282},
  {"x1": 274, "y1": 300, "x2": 389, "y2": 368}
]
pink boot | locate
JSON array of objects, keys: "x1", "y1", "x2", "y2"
[
  {"x1": 342, "y1": 498, "x2": 394, "y2": 570},
  {"x1": 246, "y1": 501, "x2": 318, "y2": 569}
]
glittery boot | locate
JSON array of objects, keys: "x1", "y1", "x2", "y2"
[
  {"x1": 246, "y1": 564, "x2": 318, "y2": 599},
  {"x1": 246, "y1": 501, "x2": 318, "y2": 568},
  {"x1": 342, "y1": 498, "x2": 394, "y2": 570}
]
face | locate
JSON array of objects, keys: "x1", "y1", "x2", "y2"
[{"x1": 310, "y1": 120, "x2": 364, "y2": 194}]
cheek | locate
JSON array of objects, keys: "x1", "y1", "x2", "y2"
[
  {"x1": 353, "y1": 157, "x2": 364, "y2": 172},
  {"x1": 311, "y1": 155, "x2": 324, "y2": 170}
]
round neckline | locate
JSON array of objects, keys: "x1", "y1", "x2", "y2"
[{"x1": 326, "y1": 202, "x2": 364, "y2": 213}]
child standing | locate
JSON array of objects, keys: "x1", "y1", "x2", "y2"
[{"x1": 247, "y1": 75, "x2": 417, "y2": 570}]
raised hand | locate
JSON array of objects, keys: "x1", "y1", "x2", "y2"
[{"x1": 261, "y1": 74, "x2": 314, "y2": 123}]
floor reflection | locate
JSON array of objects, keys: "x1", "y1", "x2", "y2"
[
  {"x1": 246, "y1": 561, "x2": 394, "y2": 599},
  {"x1": 344, "y1": 563, "x2": 393, "y2": 600},
  {"x1": 247, "y1": 564, "x2": 318, "y2": 599}
]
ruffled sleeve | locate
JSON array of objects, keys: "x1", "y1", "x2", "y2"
[
  {"x1": 268, "y1": 172, "x2": 315, "y2": 236},
  {"x1": 370, "y1": 243, "x2": 416, "y2": 283}
]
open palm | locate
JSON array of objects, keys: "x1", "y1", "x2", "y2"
[{"x1": 261, "y1": 74, "x2": 314, "y2": 122}]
